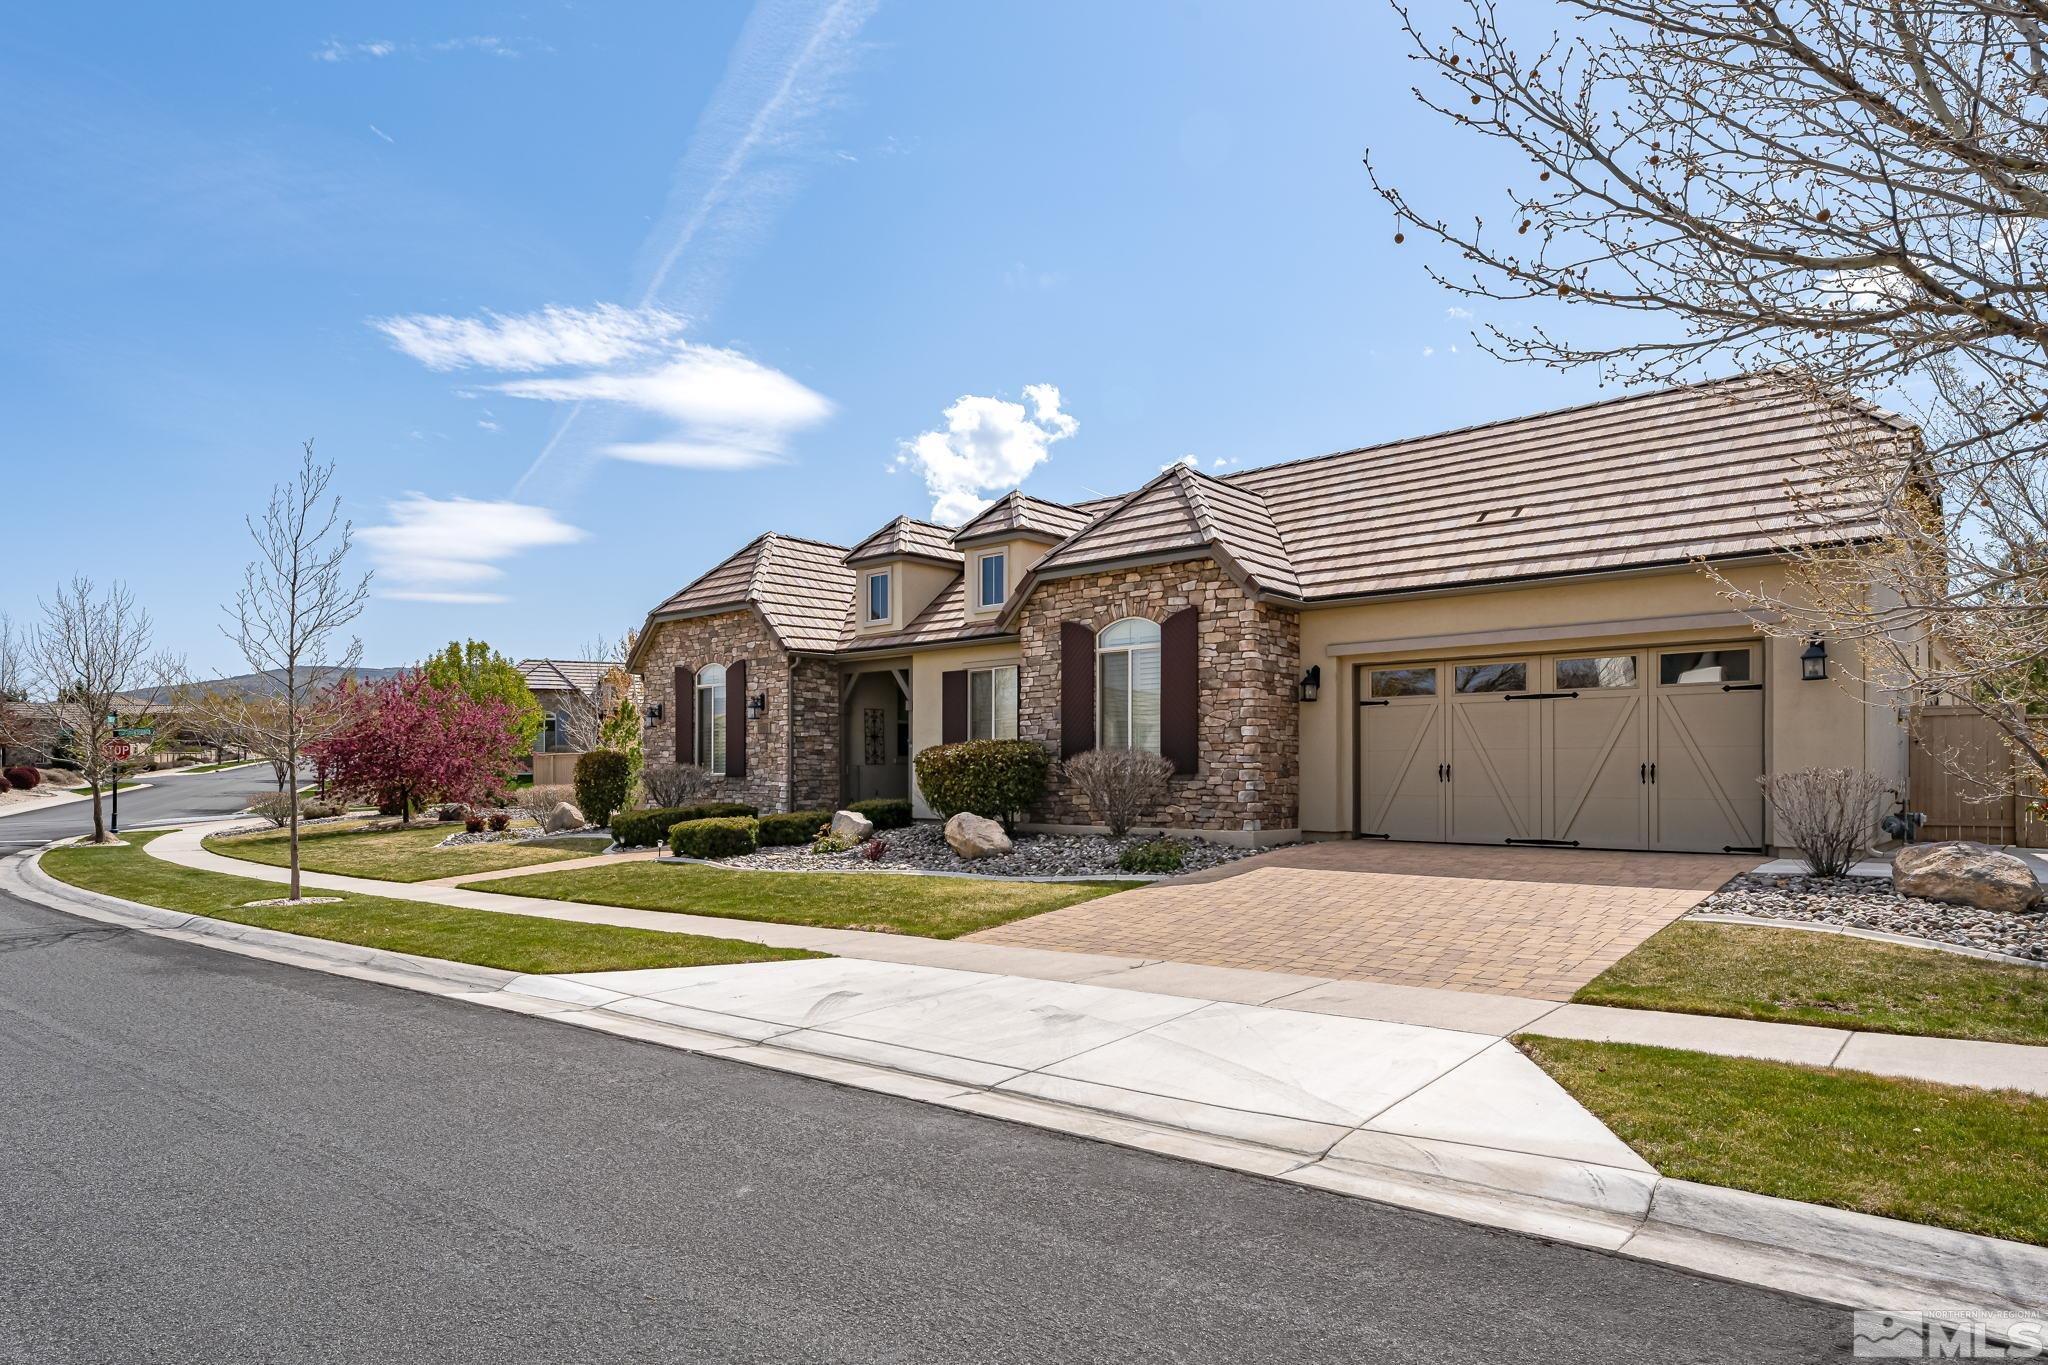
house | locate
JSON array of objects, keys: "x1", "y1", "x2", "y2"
[
  {"x1": 516, "y1": 658, "x2": 632, "y2": 785},
  {"x1": 625, "y1": 377, "x2": 1918, "y2": 854}
]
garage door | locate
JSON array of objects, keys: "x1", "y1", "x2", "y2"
[{"x1": 1356, "y1": 645, "x2": 1765, "y2": 853}]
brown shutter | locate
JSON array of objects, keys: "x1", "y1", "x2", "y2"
[
  {"x1": 941, "y1": 670, "x2": 968, "y2": 744},
  {"x1": 1160, "y1": 607, "x2": 1199, "y2": 775},
  {"x1": 674, "y1": 665, "x2": 694, "y2": 766},
  {"x1": 1060, "y1": 622, "x2": 1096, "y2": 758},
  {"x1": 726, "y1": 658, "x2": 747, "y2": 779}
]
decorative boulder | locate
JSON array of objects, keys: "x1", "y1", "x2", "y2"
[
  {"x1": 829, "y1": 809, "x2": 875, "y2": 842},
  {"x1": 543, "y1": 801, "x2": 585, "y2": 834},
  {"x1": 1892, "y1": 841, "x2": 2042, "y2": 915},
  {"x1": 944, "y1": 812, "x2": 1012, "y2": 860}
]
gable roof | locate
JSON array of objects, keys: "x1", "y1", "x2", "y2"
[
  {"x1": 516, "y1": 659, "x2": 620, "y2": 696},
  {"x1": 951, "y1": 491, "x2": 1095, "y2": 545},
  {"x1": 835, "y1": 574, "x2": 1013, "y2": 654},
  {"x1": 843, "y1": 516, "x2": 961, "y2": 567},
  {"x1": 633, "y1": 533, "x2": 855, "y2": 664}
]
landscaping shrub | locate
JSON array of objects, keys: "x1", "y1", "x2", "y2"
[
  {"x1": 812, "y1": 830, "x2": 858, "y2": 854},
  {"x1": 1760, "y1": 767, "x2": 1888, "y2": 877},
  {"x1": 1118, "y1": 838, "x2": 1186, "y2": 874},
  {"x1": 758, "y1": 809, "x2": 831, "y2": 846},
  {"x1": 249, "y1": 792, "x2": 296, "y2": 828},
  {"x1": 3, "y1": 765, "x2": 40, "y2": 791},
  {"x1": 913, "y1": 740, "x2": 1050, "y2": 833},
  {"x1": 574, "y1": 749, "x2": 632, "y2": 829},
  {"x1": 487, "y1": 812, "x2": 511, "y2": 832},
  {"x1": 859, "y1": 837, "x2": 888, "y2": 862},
  {"x1": 611, "y1": 801, "x2": 761, "y2": 848},
  {"x1": 1060, "y1": 748, "x2": 1173, "y2": 837},
  {"x1": 513, "y1": 785, "x2": 574, "y2": 822},
  {"x1": 464, "y1": 814, "x2": 486, "y2": 834},
  {"x1": 299, "y1": 799, "x2": 343, "y2": 820},
  {"x1": 640, "y1": 761, "x2": 715, "y2": 809},
  {"x1": 668, "y1": 816, "x2": 759, "y2": 860},
  {"x1": 847, "y1": 797, "x2": 913, "y2": 831}
]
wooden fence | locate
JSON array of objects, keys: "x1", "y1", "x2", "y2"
[
  {"x1": 1908, "y1": 707, "x2": 2048, "y2": 847},
  {"x1": 531, "y1": 752, "x2": 581, "y2": 787}
]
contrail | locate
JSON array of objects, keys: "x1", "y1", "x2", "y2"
[{"x1": 512, "y1": 0, "x2": 876, "y2": 497}]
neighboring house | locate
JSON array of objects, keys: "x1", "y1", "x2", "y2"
[
  {"x1": 0, "y1": 701, "x2": 67, "y2": 770},
  {"x1": 626, "y1": 377, "x2": 1920, "y2": 852},
  {"x1": 517, "y1": 658, "x2": 633, "y2": 784}
]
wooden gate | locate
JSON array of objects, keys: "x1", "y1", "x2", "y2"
[{"x1": 1908, "y1": 707, "x2": 2046, "y2": 846}]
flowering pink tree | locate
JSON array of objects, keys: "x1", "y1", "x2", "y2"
[{"x1": 307, "y1": 674, "x2": 519, "y2": 823}]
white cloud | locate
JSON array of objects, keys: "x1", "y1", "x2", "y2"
[
  {"x1": 891, "y1": 384, "x2": 1078, "y2": 524},
  {"x1": 1445, "y1": 305, "x2": 1475, "y2": 319},
  {"x1": 359, "y1": 495, "x2": 585, "y2": 604},
  {"x1": 316, "y1": 39, "x2": 396, "y2": 61},
  {"x1": 315, "y1": 36, "x2": 533, "y2": 62},
  {"x1": 1421, "y1": 345, "x2": 1435, "y2": 358},
  {"x1": 372, "y1": 304, "x2": 686, "y2": 373},
  {"x1": 1160, "y1": 454, "x2": 1198, "y2": 472},
  {"x1": 368, "y1": 124, "x2": 394, "y2": 144}
]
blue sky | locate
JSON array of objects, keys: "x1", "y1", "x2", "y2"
[{"x1": 4, "y1": 0, "x2": 1612, "y2": 676}]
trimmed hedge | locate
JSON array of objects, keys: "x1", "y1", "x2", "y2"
[
  {"x1": 846, "y1": 797, "x2": 912, "y2": 831},
  {"x1": 611, "y1": 801, "x2": 762, "y2": 848},
  {"x1": 2, "y1": 765, "x2": 40, "y2": 791},
  {"x1": 912, "y1": 740, "x2": 1050, "y2": 833},
  {"x1": 668, "y1": 816, "x2": 759, "y2": 860},
  {"x1": 574, "y1": 749, "x2": 632, "y2": 829},
  {"x1": 758, "y1": 809, "x2": 831, "y2": 846}
]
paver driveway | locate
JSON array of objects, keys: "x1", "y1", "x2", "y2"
[{"x1": 967, "y1": 842, "x2": 1758, "y2": 1000}]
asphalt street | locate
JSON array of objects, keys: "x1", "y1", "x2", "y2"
[
  {"x1": 0, "y1": 764, "x2": 286, "y2": 857},
  {"x1": 0, "y1": 773, "x2": 1859, "y2": 1362}
]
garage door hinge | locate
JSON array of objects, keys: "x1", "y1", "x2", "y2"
[
  {"x1": 1359, "y1": 698, "x2": 1390, "y2": 706},
  {"x1": 1506, "y1": 838, "x2": 1581, "y2": 847},
  {"x1": 1356, "y1": 831, "x2": 1392, "y2": 839},
  {"x1": 1723, "y1": 844, "x2": 1768, "y2": 854},
  {"x1": 1721, "y1": 683, "x2": 1763, "y2": 692}
]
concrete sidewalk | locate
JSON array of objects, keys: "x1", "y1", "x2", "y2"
[
  {"x1": 143, "y1": 819, "x2": 2048, "y2": 1097},
  {"x1": 15, "y1": 844, "x2": 2047, "y2": 1335}
]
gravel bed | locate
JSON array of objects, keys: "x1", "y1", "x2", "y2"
[
  {"x1": 1691, "y1": 872, "x2": 2048, "y2": 962},
  {"x1": 436, "y1": 826, "x2": 591, "y2": 848},
  {"x1": 713, "y1": 822, "x2": 1268, "y2": 879}
]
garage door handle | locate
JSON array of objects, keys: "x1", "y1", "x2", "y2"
[
  {"x1": 1436, "y1": 763, "x2": 1446, "y2": 782},
  {"x1": 1640, "y1": 763, "x2": 1647, "y2": 784},
  {"x1": 1503, "y1": 690, "x2": 1579, "y2": 701}
]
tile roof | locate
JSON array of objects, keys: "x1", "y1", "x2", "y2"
[
  {"x1": 951, "y1": 491, "x2": 1095, "y2": 545},
  {"x1": 516, "y1": 659, "x2": 622, "y2": 696},
  {"x1": 1019, "y1": 464, "x2": 1302, "y2": 598},
  {"x1": 641, "y1": 533, "x2": 855, "y2": 655},
  {"x1": 843, "y1": 516, "x2": 961, "y2": 566}
]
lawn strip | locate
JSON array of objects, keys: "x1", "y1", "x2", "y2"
[
  {"x1": 207, "y1": 821, "x2": 615, "y2": 883},
  {"x1": 41, "y1": 832, "x2": 821, "y2": 975},
  {"x1": 1519, "y1": 1035, "x2": 2048, "y2": 1246}
]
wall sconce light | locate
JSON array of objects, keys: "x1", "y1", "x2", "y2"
[
  {"x1": 1800, "y1": 637, "x2": 1828, "y2": 682},
  {"x1": 645, "y1": 702, "x2": 664, "y2": 724},
  {"x1": 1298, "y1": 665, "x2": 1322, "y2": 703},
  {"x1": 747, "y1": 693, "x2": 767, "y2": 719}
]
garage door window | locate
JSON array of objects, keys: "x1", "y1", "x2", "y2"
[
  {"x1": 1455, "y1": 661, "x2": 1527, "y2": 693},
  {"x1": 1556, "y1": 655, "x2": 1638, "y2": 689},
  {"x1": 1370, "y1": 667, "x2": 1436, "y2": 698},
  {"x1": 1659, "y1": 649, "x2": 1751, "y2": 686}
]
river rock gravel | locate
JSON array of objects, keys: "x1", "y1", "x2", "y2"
[
  {"x1": 1691, "y1": 871, "x2": 2048, "y2": 961},
  {"x1": 711, "y1": 821, "x2": 1267, "y2": 879}
]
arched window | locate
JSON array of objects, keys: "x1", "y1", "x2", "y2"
[
  {"x1": 694, "y1": 664, "x2": 727, "y2": 773},
  {"x1": 1097, "y1": 618, "x2": 1161, "y2": 753}
]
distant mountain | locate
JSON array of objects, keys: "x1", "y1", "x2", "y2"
[{"x1": 117, "y1": 666, "x2": 409, "y2": 706}]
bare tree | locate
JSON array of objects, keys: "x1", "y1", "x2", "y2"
[
  {"x1": 1372, "y1": 0, "x2": 2048, "y2": 800},
  {"x1": 0, "y1": 612, "x2": 31, "y2": 769},
  {"x1": 1059, "y1": 748, "x2": 1174, "y2": 837},
  {"x1": 28, "y1": 578, "x2": 178, "y2": 842},
  {"x1": 225, "y1": 443, "x2": 371, "y2": 901}
]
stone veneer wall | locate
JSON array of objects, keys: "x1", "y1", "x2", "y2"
[
  {"x1": 1015, "y1": 557, "x2": 1300, "y2": 833},
  {"x1": 787, "y1": 656, "x2": 843, "y2": 810},
  {"x1": 637, "y1": 610, "x2": 794, "y2": 812}
]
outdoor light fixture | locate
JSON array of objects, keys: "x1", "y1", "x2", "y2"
[
  {"x1": 1298, "y1": 665, "x2": 1322, "y2": 703},
  {"x1": 1800, "y1": 637, "x2": 1828, "y2": 681},
  {"x1": 646, "y1": 702, "x2": 664, "y2": 724},
  {"x1": 747, "y1": 693, "x2": 767, "y2": 719}
]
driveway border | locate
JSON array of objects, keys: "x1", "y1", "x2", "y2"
[{"x1": 7, "y1": 841, "x2": 2044, "y2": 1338}]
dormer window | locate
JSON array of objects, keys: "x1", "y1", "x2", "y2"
[
  {"x1": 976, "y1": 551, "x2": 1007, "y2": 610},
  {"x1": 865, "y1": 570, "x2": 891, "y2": 624}
]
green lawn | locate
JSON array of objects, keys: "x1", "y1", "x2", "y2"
[
  {"x1": 206, "y1": 820, "x2": 614, "y2": 883},
  {"x1": 41, "y1": 831, "x2": 820, "y2": 975},
  {"x1": 464, "y1": 861, "x2": 1139, "y2": 939},
  {"x1": 1575, "y1": 922, "x2": 2048, "y2": 1046},
  {"x1": 65, "y1": 780, "x2": 146, "y2": 794},
  {"x1": 1520, "y1": 1036, "x2": 2048, "y2": 1246}
]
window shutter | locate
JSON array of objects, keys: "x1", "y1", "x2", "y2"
[
  {"x1": 727, "y1": 659, "x2": 748, "y2": 779},
  {"x1": 941, "y1": 669, "x2": 968, "y2": 744},
  {"x1": 1060, "y1": 622, "x2": 1096, "y2": 758},
  {"x1": 674, "y1": 665, "x2": 694, "y2": 766},
  {"x1": 1160, "y1": 607, "x2": 1199, "y2": 775}
]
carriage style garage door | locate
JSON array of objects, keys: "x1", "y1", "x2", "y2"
[{"x1": 1355, "y1": 645, "x2": 1765, "y2": 853}]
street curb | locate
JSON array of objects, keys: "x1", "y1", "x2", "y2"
[{"x1": 8, "y1": 843, "x2": 2043, "y2": 1333}]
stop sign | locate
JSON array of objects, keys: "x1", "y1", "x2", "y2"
[{"x1": 106, "y1": 740, "x2": 133, "y2": 762}]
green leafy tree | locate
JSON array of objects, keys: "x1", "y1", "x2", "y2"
[
  {"x1": 420, "y1": 640, "x2": 542, "y2": 757},
  {"x1": 598, "y1": 677, "x2": 642, "y2": 789}
]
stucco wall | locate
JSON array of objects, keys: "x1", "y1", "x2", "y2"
[
  {"x1": 1295, "y1": 563, "x2": 1910, "y2": 843},
  {"x1": 906, "y1": 640, "x2": 1023, "y2": 819},
  {"x1": 1015, "y1": 557, "x2": 1301, "y2": 835}
]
